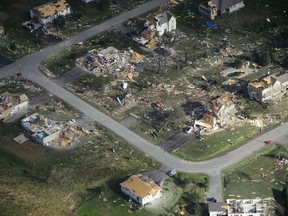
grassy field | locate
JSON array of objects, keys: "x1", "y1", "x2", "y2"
[
  {"x1": 75, "y1": 189, "x2": 154, "y2": 216},
  {"x1": 0, "y1": 77, "x2": 44, "y2": 96},
  {"x1": 174, "y1": 125, "x2": 259, "y2": 161},
  {"x1": 223, "y1": 145, "x2": 288, "y2": 202},
  {"x1": 0, "y1": 120, "x2": 161, "y2": 215},
  {"x1": 76, "y1": 172, "x2": 209, "y2": 216},
  {"x1": 0, "y1": 118, "x2": 209, "y2": 215}
]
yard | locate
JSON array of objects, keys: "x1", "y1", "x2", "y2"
[
  {"x1": 76, "y1": 172, "x2": 209, "y2": 216},
  {"x1": 222, "y1": 145, "x2": 288, "y2": 214},
  {"x1": 0, "y1": 76, "x2": 43, "y2": 97},
  {"x1": 174, "y1": 125, "x2": 259, "y2": 161}
]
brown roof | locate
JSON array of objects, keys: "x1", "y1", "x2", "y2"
[
  {"x1": 208, "y1": 202, "x2": 228, "y2": 212},
  {"x1": 33, "y1": 0, "x2": 70, "y2": 19},
  {"x1": 19, "y1": 94, "x2": 29, "y2": 102},
  {"x1": 211, "y1": 93, "x2": 233, "y2": 111},
  {"x1": 1, "y1": 108, "x2": 12, "y2": 118},
  {"x1": 121, "y1": 175, "x2": 161, "y2": 199}
]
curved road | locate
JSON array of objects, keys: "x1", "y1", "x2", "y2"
[{"x1": 1, "y1": 0, "x2": 288, "y2": 201}]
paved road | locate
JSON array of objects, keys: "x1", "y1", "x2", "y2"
[{"x1": 0, "y1": 0, "x2": 287, "y2": 201}]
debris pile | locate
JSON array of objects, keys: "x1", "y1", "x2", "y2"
[
  {"x1": 21, "y1": 113, "x2": 97, "y2": 147},
  {"x1": 186, "y1": 93, "x2": 238, "y2": 133},
  {"x1": 76, "y1": 46, "x2": 144, "y2": 76},
  {"x1": 0, "y1": 92, "x2": 29, "y2": 120}
]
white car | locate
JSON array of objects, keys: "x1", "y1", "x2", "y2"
[{"x1": 168, "y1": 169, "x2": 177, "y2": 176}]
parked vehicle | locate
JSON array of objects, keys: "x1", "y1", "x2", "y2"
[
  {"x1": 168, "y1": 169, "x2": 177, "y2": 176},
  {"x1": 184, "y1": 126, "x2": 193, "y2": 134}
]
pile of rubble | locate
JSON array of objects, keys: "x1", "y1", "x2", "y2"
[
  {"x1": 21, "y1": 113, "x2": 97, "y2": 147},
  {"x1": 76, "y1": 46, "x2": 144, "y2": 77}
]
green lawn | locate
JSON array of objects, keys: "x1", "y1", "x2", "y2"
[
  {"x1": 75, "y1": 190, "x2": 154, "y2": 216},
  {"x1": 174, "y1": 125, "x2": 259, "y2": 161},
  {"x1": 76, "y1": 173, "x2": 209, "y2": 216},
  {"x1": 0, "y1": 119, "x2": 161, "y2": 215},
  {"x1": 41, "y1": 45, "x2": 88, "y2": 77},
  {"x1": 223, "y1": 145, "x2": 288, "y2": 200}
]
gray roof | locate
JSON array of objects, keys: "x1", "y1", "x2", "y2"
[
  {"x1": 208, "y1": 202, "x2": 228, "y2": 212},
  {"x1": 158, "y1": 11, "x2": 175, "y2": 25},
  {"x1": 277, "y1": 73, "x2": 288, "y2": 84},
  {"x1": 215, "y1": 0, "x2": 243, "y2": 11}
]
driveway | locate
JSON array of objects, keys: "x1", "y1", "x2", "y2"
[
  {"x1": 53, "y1": 66, "x2": 87, "y2": 87},
  {"x1": 159, "y1": 132, "x2": 195, "y2": 153},
  {"x1": 0, "y1": 54, "x2": 14, "y2": 68}
]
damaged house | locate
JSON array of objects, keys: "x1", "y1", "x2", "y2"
[
  {"x1": 208, "y1": 199, "x2": 266, "y2": 216},
  {"x1": 21, "y1": 113, "x2": 63, "y2": 146},
  {"x1": 0, "y1": 92, "x2": 29, "y2": 120},
  {"x1": 198, "y1": 0, "x2": 245, "y2": 19},
  {"x1": 121, "y1": 174, "x2": 162, "y2": 206},
  {"x1": 144, "y1": 11, "x2": 176, "y2": 37},
  {"x1": 193, "y1": 111, "x2": 219, "y2": 132},
  {"x1": 247, "y1": 73, "x2": 288, "y2": 103},
  {"x1": 211, "y1": 93, "x2": 238, "y2": 123},
  {"x1": 76, "y1": 46, "x2": 144, "y2": 77},
  {"x1": 191, "y1": 93, "x2": 238, "y2": 132},
  {"x1": 22, "y1": 113, "x2": 97, "y2": 147},
  {"x1": 133, "y1": 11, "x2": 176, "y2": 48},
  {"x1": 30, "y1": 0, "x2": 71, "y2": 25}
]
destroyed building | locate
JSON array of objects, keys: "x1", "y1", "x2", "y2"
[
  {"x1": 211, "y1": 93, "x2": 238, "y2": 122},
  {"x1": 193, "y1": 110, "x2": 219, "y2": 132},
  {"x1": 247, "y1": 73, "x2": 288, "y2": 103},
  {"x1": 76, "y1": 46, "x2": 144, "y2": 77},
  {"x1": 189, "y1": 93, "x2": 238, "y2": 132},
  {"x1": 60, "y1": 125, "x2": 81, "y2": 147},
  {"x1": 132, "y1": 11, "x2": 176, "y2": 48},
  {"x1": 30, "y1": 0, "x2": 71, "y2": 25},
  {"x1": 226, "y1": 199, "x2": 266, "y2": 216},
  {"x1": 208, "y1": 199, "x2": 266, "y2": 216},
  {"x1": 21, "y1": 113, "x2": 63, "y2": 145},
  {"x1": 144, "y1": 11, "x2": 176, "y2": 37},
  {"x1": 120, "y1": 174, "x2": 162, "y2": 206},
  {"x1": 22, "y1": 113, "x2": 98, "y2": 147},
  {"x1": 0, "y1": 92, "x2": 29, "y2": 120},
  {"x1": 198, "y1": 0, "x2": 245, "y2": 19}
]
